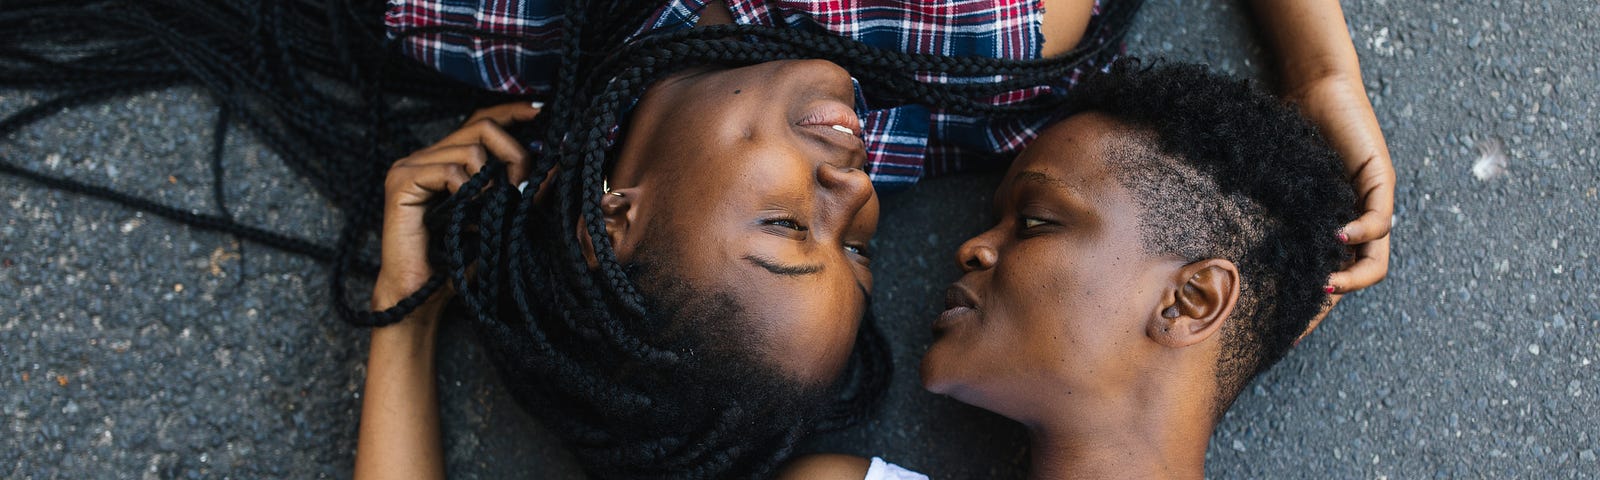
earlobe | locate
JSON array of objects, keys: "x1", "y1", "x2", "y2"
[
  {"x1": 578, "y1": 187, "x2": 638, "y2": 269},
  {"x1": 1148, "y1": 259, "x2": 1240, "y2": 348}
]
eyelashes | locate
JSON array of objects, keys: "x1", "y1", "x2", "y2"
[
  {"x1": 1015, "y1": 215, "x2": 1061, "y2": 238},
  {"x1": 844, "y1": 243, "x2": 873, "y2": 259},
  {"x1": 763, "y1": 218, "x2": 808, "y2": 232},
  {"x1": 763, "y1": 218, "x2": 872, "y2": 259}
]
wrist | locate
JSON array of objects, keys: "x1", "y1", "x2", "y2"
[
  {"x1": 372, "y1": 270, "x2": 432, "y2": 309},
  {"x1": 370, "y1": 276, "x2": 450, "y2": 336},
  {"x1": 1284, "y1": 72, "x2": 1364, "y2": 109},
  {"x1": 371, "y1": 318, "x2": 440, "y2": 355}
]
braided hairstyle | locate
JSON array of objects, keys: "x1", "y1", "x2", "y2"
[{"x1": 1, "y1": 0, "x2": 1144, "y2": 477}]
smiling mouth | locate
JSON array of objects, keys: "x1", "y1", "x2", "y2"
[{"x1": 933, "y1": 283, "x2": 980, "y2": 336}]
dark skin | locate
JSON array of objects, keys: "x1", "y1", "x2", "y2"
[
  {"x1": 359, "y1": 1, "x2": 1393, "y2": 477},
  {"x1": 921, "y1": 113, "x2": 1235, "y2": 479},
  {"x1": 787, "y1": 114, "x2": 1239, "y2": 479},
  {"x1": 604, "y1": 58, "x2": 880, "y2": 383},
  {"x1": 785, "y1": 1, "x2": 1390, "y2": 477},
  {"x1": 356, "y1": 58, "x2": 880, "y2": 479}
]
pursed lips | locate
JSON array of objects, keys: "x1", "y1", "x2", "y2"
[{"x1": 934, "y1": 282, "x2": 981, "y2": 336}]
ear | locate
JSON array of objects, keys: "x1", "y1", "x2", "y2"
[
  {"x1": 577, "y1": 187, "x2": 640, "y2": 269},
  {"x1": 1148, "y1": 258, "x2": 1240, "y2": 348}
]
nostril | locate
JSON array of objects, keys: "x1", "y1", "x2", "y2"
[{"x1": 957, "y1": 242, "x2": 996, "y2": 272}]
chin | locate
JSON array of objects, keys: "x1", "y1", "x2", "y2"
[{"x1": 918, "y1": 343, "x2": 960, "y2": 396}]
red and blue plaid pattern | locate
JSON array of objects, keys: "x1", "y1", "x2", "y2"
[{"x1": 387, "y1": 0, "x2": 1116, "y2": 190}]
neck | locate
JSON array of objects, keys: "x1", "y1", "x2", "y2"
[{"x1": 1022, "y1": 384, "x2": 1214, "y2": 480}]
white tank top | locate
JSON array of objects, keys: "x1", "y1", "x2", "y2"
[{"x1": 863, "y1": 457, "x2": 928, "y2": 480}]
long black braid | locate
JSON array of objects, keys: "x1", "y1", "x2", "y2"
[{"x1": 0, "y1": 0, "x2": 1143, "y2": 477}]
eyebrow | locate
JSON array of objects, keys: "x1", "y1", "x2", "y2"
[
  {"x1": 1015, "y1": 170, "x2": 1092, "y2": 203},
  {"x1": 1015, "y1": 170, "x2": 1073, "y2": 191},
  {"x1": 743, "y1": 254, "x2": 825, "y2": 276}
]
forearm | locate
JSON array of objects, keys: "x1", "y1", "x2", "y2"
[
  {"x1": 1250, "y1": 0, "x2": 1363, "y2": 91},
  {"x1": 354, "y1": 292, "x2": 447, "y2": 480},
  {"x1": 352, "y1": 101, "x2": 539, "y2": 479}
]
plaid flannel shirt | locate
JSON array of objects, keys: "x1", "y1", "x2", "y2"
[{"x1": 387, "y1": 0, "x2": 1118, "y2": 191}]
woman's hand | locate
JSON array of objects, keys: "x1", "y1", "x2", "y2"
[
  {"x1": 354, "y1": 101, "x2": 539, "y2": 480},
  {"x1": 1290, "y1": 76, "x2": 1395, "y2": 340},
  {"x1": 1292, "y1": 76, "x2": 1395, "y2": 298},
  {"x1": 1248, "y1": 0, "x2": 1394, "y2": 339},
  {"x1": 371, "y1": 101, "x2": 541, "y2": 314}
]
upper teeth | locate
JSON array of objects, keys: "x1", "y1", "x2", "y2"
[{"x1": 829, "y1": 125, "x2": 854, "y2": 135}]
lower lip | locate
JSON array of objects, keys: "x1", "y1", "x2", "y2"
[{"x1": 933, "y1": 306, "x2": 976, "y2": 335}]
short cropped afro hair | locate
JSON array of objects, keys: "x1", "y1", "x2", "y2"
[{"x1": 1061, "y1": 59, "x2": 1357, "y2": 414}]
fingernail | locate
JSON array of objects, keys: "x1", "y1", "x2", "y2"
[
  {"x1": 1336, "y1": 231, "x2": 1349, "y2": 243},
  {"x1": 1323, "y1": 285, "x2": 1336, "y2": 294},
  {"x1": 529, "y1": 101, "x2": 545, "y2": 110}
]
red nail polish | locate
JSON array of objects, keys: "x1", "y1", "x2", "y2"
[
  {"x1": 1324, "y1": 285, "x2": 1336, "y2": 294},
  {"x1": 1337, "y1": 232, "x2": 1349, "y2": 243}
]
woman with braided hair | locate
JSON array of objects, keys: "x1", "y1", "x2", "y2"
[
  {"x1": 359, "y1": 1, "x2": 1150, "y2": 478},
  {"x1": 1, "y1": 0, "x2": 1135, "y2": 477},
  {"x1": 358, "y1": 2, "x2": 1393, "y2": 479},
  {"x1": 0, "y1": 0, "x2": 1393, "y2": 478}
]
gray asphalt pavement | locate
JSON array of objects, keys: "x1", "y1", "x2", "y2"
[{"x1": 3, "y1": 0, "x2": 1597, "y2": 478}]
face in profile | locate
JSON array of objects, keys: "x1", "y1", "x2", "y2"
[
  {"x1": 920, "y1": 113, "x2": 1182, "y2": 421},
  {"x1": 605, "y1": 59, "x2": 880, "y2": 386}
]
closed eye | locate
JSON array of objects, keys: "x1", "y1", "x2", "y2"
[
  {"x1": 764, "y1": 218, "x2": 808, "y2": 231},
  {"x1": 761, "y1": 218, "x2": 811, "y2": 240},
  {"x1": 744, "y1": 254, "x2": 824, "y2": 276}
]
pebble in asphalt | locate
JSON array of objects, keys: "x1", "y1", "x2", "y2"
[{"x1": 3, "y1": 0, "x2": 1598, "y2": 478}]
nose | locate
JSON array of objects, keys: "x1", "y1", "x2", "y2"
[
  {"x1": 956, "y1": 230, "x2": 999, "y2": 273},
  {"x1": 817, "y1": 163, "x2": 874, "y2": 221}
]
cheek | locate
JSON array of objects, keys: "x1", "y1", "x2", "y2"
[
  {"x1": 985, "y1": 245, "x2": 1109, "y2": 377},
  {"x1": 758, "y1": 289, "x2": 861, "y2": 385},
  {"x1": 920, "y1": 304, "x2": 1025, "y2": 393}
]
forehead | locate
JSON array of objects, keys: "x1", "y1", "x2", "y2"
[{"x1": 1007, "y1": 112, "x2": 1135, "y2": 198}]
